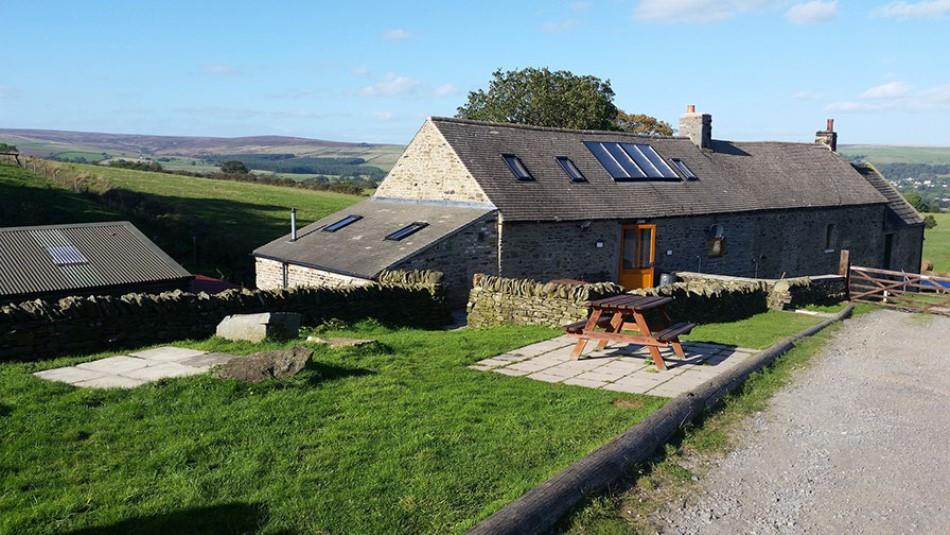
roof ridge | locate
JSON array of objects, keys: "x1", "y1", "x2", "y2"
[
  {"x1": 429, "y1": 116, "x2": 688, "y2": 140},
  {"x1": 0, "y1": 221, "x2": 133, "y2": 233}
]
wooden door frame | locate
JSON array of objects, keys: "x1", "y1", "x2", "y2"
[{"x1": 618, "y1": 223, "x2": 657, "y2": 288}]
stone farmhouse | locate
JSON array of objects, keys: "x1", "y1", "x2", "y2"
[{"x1": 254, "y1": 106, "x2": 924, "y2": 305}]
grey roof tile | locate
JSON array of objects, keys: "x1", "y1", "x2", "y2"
[
  {"x1": 253, "y1": 198, "x2": 494, "y2": 278},
  {"x1": 430, "y1": 117, "x2": 888, "y2": 221},
  {"x1": 851, "y1": 162, "x2": 924, "y2": 226}
]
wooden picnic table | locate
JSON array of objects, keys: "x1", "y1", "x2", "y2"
[{"x1": 565, "y1": 294, "x2": 695, "y2": 371}]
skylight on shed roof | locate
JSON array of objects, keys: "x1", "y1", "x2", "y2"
[
  {"x1": 584, "y1": 141, "x2": 679, "y2": 181},
  {"x1": 47, "y1": 245, "x2": 88, "y2": 266},
  {"x1": 323, "y1": 214, "x2": 362, "y2": 232},
  {"x1": 385, "y1": 222, "x2": 428, "y2": 241}
]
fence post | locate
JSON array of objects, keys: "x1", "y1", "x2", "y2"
[{"x1": 838, "y1": 249, "x2": 851, "y2": 300}]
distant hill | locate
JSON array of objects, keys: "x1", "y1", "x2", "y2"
[
  {"x1": 0, "y1": 128, "x2": 406, "y2": 175},
  {"x1": 839, "y1": 144, "x2": 950, "y2": 166}
]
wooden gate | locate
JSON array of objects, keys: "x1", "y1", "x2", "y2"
[{"x1": 839, "y1": 251, "x2": 950, "y2": 316}]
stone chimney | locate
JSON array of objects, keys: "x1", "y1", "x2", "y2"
[
  {"x1": 815, "y1": 118, "x2": 838, "y2": 152},
  {"x1": 679, "y1": 104, "x2": 712, "y2": 149}
]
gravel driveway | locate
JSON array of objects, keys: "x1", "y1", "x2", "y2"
[{"x1": 660, "y1": 309, "x2": 950, "y2": 534}]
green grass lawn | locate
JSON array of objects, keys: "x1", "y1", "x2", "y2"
[
  {"x1": 0, "y1": 309, "x2": 831, "y2": 534},
  {"x1": 924, "y1": 212, "x2": 950, "y2": 273},
  {"x1": 0, "y1": 323, "x2": 665, "y2": 535}
]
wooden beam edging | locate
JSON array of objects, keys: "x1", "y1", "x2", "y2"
[{"x1": 466, "y1": 304, "x2": 855, "y2": 535}]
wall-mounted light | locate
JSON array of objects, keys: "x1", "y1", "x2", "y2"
[{"x1": 595, "y1": 240, "x2": 604, "y2": 248}]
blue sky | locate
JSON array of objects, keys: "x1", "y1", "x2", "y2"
[{"x1": 2, "y1": 0, "x2": 949, "y2": 145}]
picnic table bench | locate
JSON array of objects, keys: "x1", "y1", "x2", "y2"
[{"x1": 565, "y1": 294, "x2": 695, "y2": 370}]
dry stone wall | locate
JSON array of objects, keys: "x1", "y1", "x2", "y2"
[
  {"x1": 1, "y1": 270, "x2": 447, "y2": 361},
  {"x1": 467, "y1": 272, "x2": 847, "y2": 328}
]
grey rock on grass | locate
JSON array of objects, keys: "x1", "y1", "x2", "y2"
[{"x1": 214, "y1": 346, "x2": 313, "y2": 383}]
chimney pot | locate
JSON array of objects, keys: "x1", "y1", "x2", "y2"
[
  {"x1": 687, "y1": 104, "x2": 696, "y2": 113},
  {"x1": 827, "y1": 118, "x2": 835, "y2": 131}
]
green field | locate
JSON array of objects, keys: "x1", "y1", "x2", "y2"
[
  {"x1": 840, "y1": 145, "x2": 950, "y2": 165},
  {"x1": 0, "y1": 162, "x2": 361, "y2": 281},
  {"x1": 0, "y1": 164, "x2": 122, "y2": 226},
  {"x1": 924, "y1": 212, "x2": 950, "y2": 273}
]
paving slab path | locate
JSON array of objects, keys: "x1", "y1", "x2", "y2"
[{"x1": 660, "y1": 309, "x2": 950, "y2": 534}]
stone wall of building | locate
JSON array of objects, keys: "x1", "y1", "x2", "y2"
[
  {"x1": 1, "y1": 271, "x2": 447, "y2": 361},
  {"x1": 496, "y1": 204, "x2": 894, "y2": 285},
  {"x1": 885, "y1": 225, "x2": 925, "y2": 273},
  {"x1": 256, "y1": 257, "x2": 374, "y2": 291},
  {"x1": 392, "y1": 213, "x2": 499, "y2": 306},
  {"x1": 373, "y1": 120, "x2": 492, "y2": 205}
]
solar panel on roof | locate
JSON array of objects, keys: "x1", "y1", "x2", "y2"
[
  {"x1": 47, "y1": 245, "x2": 88, "y2": 266},
  {"x1": 584, "y1": 141, "x2": 681, "y2": 181}
]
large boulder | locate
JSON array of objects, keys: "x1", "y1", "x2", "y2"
[
  {"x1": 214, "y1": 346, "x2": 313, "y2": 383},
  {"x1": 215, "y1": 312, "x2": 301, "y2": 342}
]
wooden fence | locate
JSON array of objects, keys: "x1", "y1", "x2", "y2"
[{"x1": 839, "y1": 250, "x2": 950, "y2": 315}]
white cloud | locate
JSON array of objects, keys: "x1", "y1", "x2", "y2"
[
  {"x1": 383, "y1": 29, "x2": 412, "y2": 41},
  {"x1": 570, "y1": 1, "x2": 593, "y2": 12},
  {"x1": 351, "y1": 65, "x2": 369, "y2": 77},
  {"x1": 793, "y1": 89, "x2": 823, "y2": 100},
  {"x1": 373, "y1": 111, "x2": 394, "y2": 121},
  {"x1": 873, "y1": 0, "x2": 950, "y2": 19},
  {"x1": 785, "y1": 1, "x2": 837, "y2": 23},
  {"x1": 633, "y1": 0, "x2": 777, "y2": 23},
  {"x1": 432, "y1": 84, "x2": 458, "y2": 97},
  {"x1": 860, "y1": 81, "x2": 912, "y2": 99},
  {"x1": 359, "y1": 73, "x2": 420, "y2": 97},
  {"x1": 0, "y1": 85, "x2": 19, "y2": 99},
  {"x1": 827, "y1": 82, "x2": 950, "y2": 112},
  {"x1": 201, "y1": 64, "x2": 239, "y2": 75},
  {"x1": 541, "y1": 19, "x2": 578, "y2": 32}
]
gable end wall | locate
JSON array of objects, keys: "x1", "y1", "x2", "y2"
[{"x1": 373, "y1": 120, "x2": 491, "y2": 204}]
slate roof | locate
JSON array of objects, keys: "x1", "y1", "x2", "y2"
[
  {"x1": 0, "y1": 221, "x2": 191, "y2": 299},
  {"x1": 431, "y1": 117, "x2": 889, "y2": 222},
  {"x1": 253, "y1": 198, "x2": 494, "y2": 278},
  {"x1": 851, "y1": 162, "x2": 925, "y2": 226}
]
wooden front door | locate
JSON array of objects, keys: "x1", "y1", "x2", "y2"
[{"x1": 619, "y1": 224, "x2": 656, "y2": 289}]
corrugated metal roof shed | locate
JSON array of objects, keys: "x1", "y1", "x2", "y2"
[{"x1": 0, "y1": 221, "x2": 191, "y2": 299}]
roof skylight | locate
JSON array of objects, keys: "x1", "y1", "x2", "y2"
[
  {"x1": 502, "y1": 154, "x2": 533, "y2": 181},
  {"x1": 323, "y1": 214, "x2": 362, "y2": 232},
  {"x1": 671, "y1": 158, "x2": 697, "y2": 180},
  {"x1": 584, "y1": 141, "x2": 680, "y2": 181},
  {"x1": 47, "y1": 245, "x2": 88, "y2": 266},
  {"x1": 385, "y1": 222, "x2": 428, "y2": 241},
  {"x1": 556, "y1": 156, "x2": 587, "y2": 182}
]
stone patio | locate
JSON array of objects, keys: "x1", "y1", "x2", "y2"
[
  {"x1": 33, "y1": 347, "x2": 237, "y2": 389},
  {"x1": 471, "y1": 335, "x2": 757, "y2": 398}
]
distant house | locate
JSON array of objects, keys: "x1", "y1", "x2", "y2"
[
  {"x1": 254, "y1": 107, "x2": 924, "y2": 305},
  {"x1": 0, "y1": 221, "x2": 192, "y2": 304}
]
